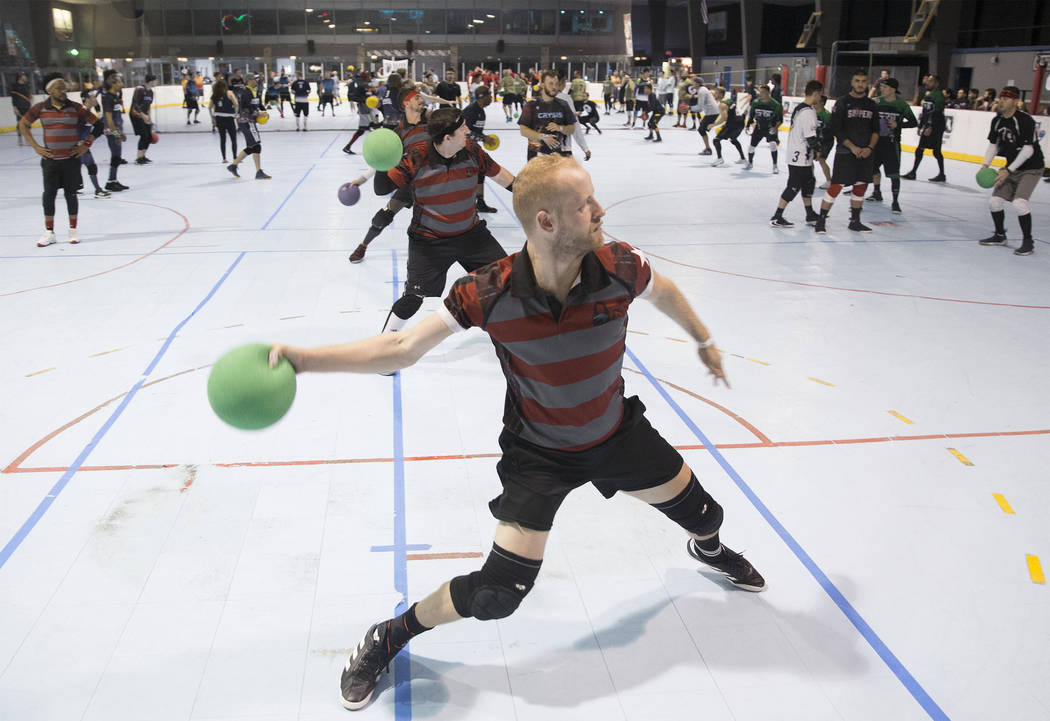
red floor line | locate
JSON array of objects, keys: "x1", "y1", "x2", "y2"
[
  {"x1": 599, "y1": 222, "x2": 1050, "y2": 309},
  {"x1": 9, "y1": 429, "x2": 1050, "y2": 475},
  {"x1": 1, "y1": 199, "x2": 191, "y2": 297},
  {"x1": 407, "y1": 552, "x2": 484, "y2": 561}
]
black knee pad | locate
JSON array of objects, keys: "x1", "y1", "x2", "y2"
[
  {"x1": 803, "y1": 175, "x2": 816, "y2": 197},
  {"x1": 780, "y1": 186, "x2": 799, "y2": 203},
  {"x1": 449, "y1": 544, "x2": 542, "y2": 620},
  {"x1": 371, "y1": 207, "x2": 395, "y2": 230},
  {"x1": 651, "y1": 473, "x2": 724, "y2": 537},
  {"x1": 391, "y1": 292, "x2": 423, "y2": 320}
]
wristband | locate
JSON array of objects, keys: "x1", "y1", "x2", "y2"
[{"x1": 698, "y1": 338, "x2": 716, "y2": 349}]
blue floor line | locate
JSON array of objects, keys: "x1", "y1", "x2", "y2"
[
  {"x1": 624, "y1": 346, "x2": 951, "y2": 721},
  {"x1": 260, "y1": 164, "x2": 316, "y2": 230},
  {"x1": 389, "y1": 248, "x2": 413, "y2": 721},
  {"x1": 0, "y1": 252, "x2": 246, "y2": 572}
]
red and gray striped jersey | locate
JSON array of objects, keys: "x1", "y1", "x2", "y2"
[
  {"x1": 396, "y1": 111, "x2": 429, "y2": 151},
  {"x1": 388, "y1": 140, "x2": 502, "y2": 239},
  {"x1": 438, "y1": 241, "x2": 655, "y2": 451},
  {"x1": 21, "y1": 99, "x2": 98, "y2": 160}
]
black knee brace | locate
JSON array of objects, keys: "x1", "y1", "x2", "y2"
[
  {"x1": 371, "y1": 207, "x2": 395, "y2": 230},
  {"x1": 391, "y1": 292, "x2": 423, "y2": 321},
  {"x1": 802, "y1": 175, "x2": 816, "y2": 198},
  {"x1": 449, "y1": 544, "x2": 542, "y2": 620},
  {"x1": 651, "y1": 473, "x2": 723, "y2": 537},
  {"x1": 780, "y1": 186, "x2": 799, "y2": 203}
]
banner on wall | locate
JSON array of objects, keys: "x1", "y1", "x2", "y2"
[
  {"x1": 624, "y1": 13, "x2": 633, "y2": 56},
  {"x1": 382, "y1": 58, "x2": 409, "y2": 77}
]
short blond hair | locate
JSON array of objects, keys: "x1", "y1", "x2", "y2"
[{"x1": 512, "y1": 155, "x2": 581, "y2": 233}]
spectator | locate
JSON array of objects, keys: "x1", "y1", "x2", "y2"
[
  {"x1": 870, "y1": 69, "x2": 891, "y2": 98},
  {"x1": 947, "y1": 88, "x2": 971, "y2": 109},
  {"x1": 978, "y1": 88, "x2": 997, "y2": 112},
  {"x1": 968, "y1": 89, "x2": 980, "y2": 108}
]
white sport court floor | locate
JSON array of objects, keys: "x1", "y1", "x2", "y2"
[{"x1": 0, "y1": 101, "x2": 1048, "y2": 721}]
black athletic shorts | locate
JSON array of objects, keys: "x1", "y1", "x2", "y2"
[
  {"x1": 872, "y1": 139, "x2": 901, "y2": 177},
  {"x1": 831, "y1": 151, "x2": 874, "y2": 185},
  {"x1": 817, "y1": 140, "x2": 834, "y2": 159},
  {"x1": 239, "y1": 121, "x2": 261, "y2": 152},
  {"x1": 405, "y1": 220, "x2": 507, "y2": 297},
  {"x1": 786, "y1": 164, "x2": 816, "y2": 196},
  {"x1": 293, "y1": 101, "x2": 309, "y2": 117},
  {"x1": 503, "y1": 94, "x2": 514, "y2": 106},
  {"x1": 699, "y1": 114, "x2": 719, "y2": 135},
  {"x1": 374, "y1": 171, "x2": 397, "y2": 196},
  {"x1": 917, "y1": 128, "x2": 944, "y2": 151},
  {"x1": 749, "y1": 126, "x2": 779, "y2": 146},
  {"x1": 716, "y1": 122, "x2": 745, "y2": 141},
  {"x1": 491, "y1": 396, "x2": 685, "y2": 531},
  {"x1": 185, "y1": 97, "x2": 199, "y2": 110}
]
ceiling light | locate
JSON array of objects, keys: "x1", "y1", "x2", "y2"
[
  {"x1": 473, "y1": 19, "x2": 484, "y2": 23},
  {"x1": 487, "y1": 14, "x2": 495, "y2": 18},
  {"x1": 305, "y1": 8, "x2": 313, "y2": 12},
  {"x1": 364, "y1": 21, "x2": 370, "y2": 24},
  {"x1": 328, "y1": 25, "x2": 335, "y2": 28}
]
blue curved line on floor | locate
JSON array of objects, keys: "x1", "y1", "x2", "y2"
[{"x1": 625, "y1": 346, "x2": 950, "y2": 721}]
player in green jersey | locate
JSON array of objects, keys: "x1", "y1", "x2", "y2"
[{"x1": 867, "y1": 78, "x2": 917, "y2": 213}]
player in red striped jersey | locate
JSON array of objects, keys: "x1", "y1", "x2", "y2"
[
  {"x1": 19, "y1": 73, "x2": 104, "y2": 246},
  {"x1": 268, "y1": 154, "x2": 763, "y2": 712}
]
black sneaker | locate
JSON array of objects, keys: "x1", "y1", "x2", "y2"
[
  {"x1": 805, "y1": 211, "x2": 821, "y2": 225},
  {"x1": 476, "y1": 199, "x2": 498, "y2": 214},
  {"x1": 104, "y1": 181, "x2": 126, "y2": 192},
  {"x1": 866, "y1": 192, "x2": 883, "y2": 202},
  {"x1": 901, "y1": 171, "x2": 916, "y2": 180},
  {"x1": 134, "y1": 157, "x2": 151, "y2": 165},
  {"x1": 979, "y1": 233, "x2": 1007, "y2": 246},
  {"x1": 813, "y1": 217, "x2": 827, "y2": 234},
  {"x1": 891, "y1": 201, "x2": 902, "y2": 214},
  {"x1": 848, "y1": 220, "x2": 873, "y2": 233},
  {"x1": 699, "y1": 148, "x2": 713, "y2": 156},
  {"x1": 770, "y1": 216, "x2": 794, "y2": 228},
  {"x1": 227, "y1": 163, "x2": 239, "y2": 178},
  {"x1": 348, "y1": 243, "x2": 368, "y2": 263},
  {"x1": 343, "y1": 145, "x2": 356, "y2": 155},
  {"x1": 255, "y1": 169, "x2": 271, "y2": 180},
  {"x1": 929, "y1": 174, "x2": 946, "y2": 182},
  {"x1": 1014, "y1": 241, "x2": 1034, "y2": 256},
  {"x1": 687, "y1": 540, "x2": 765, "y2": 592},
  {"x1": 340, "y1": 623, "x2": 400, "y2": 710}
]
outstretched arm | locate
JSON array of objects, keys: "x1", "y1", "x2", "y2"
[
  {"x1": 269, "y1": 313, "x2": 454, "y2": 375},
  {"x1": 644, "y1": 272, "x2": 728, "y2": 387}
]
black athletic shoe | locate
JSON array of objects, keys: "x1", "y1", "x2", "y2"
[
  {"x1": 476, "y1": 200, "x2": 498, "y2": 213},
  {"x1": 770, "y1": 216, "x2": 794, "y2": 228},
  {"x1": 814, "y1": 217, "x2": 827, "y2": 234},
  {"x1": 343, "y1": 145, "x2": 356, "y2": 155},
  {"x1": 901, "y1": 171, "x2": 916, "y2": 180},
  {"x1": 227, "y1": 163, "x2": 239, "y2": 178},
  {"x1": 134, "y1": 157, "x2": 151, "y2": 165},
  {"x1": 1014, "y1": 241, "x2": 1034, "y2": 256},
  {"x1": 848, "y1": 220, "x2": 873, "y2": 233},
  {"x1": 348, "y1": 243, "x2": 368, "y2": 263},
  {"x1": 929, "y1": 174, "x2": 946, "y2": 182},
  {"x1": 805, "y1": 211, "x2": 821, "y2": 224},
  {"x1": 699, "y1": 148, "x2": 713, "y2": 156},
  {"x1": 979, "y1": 233, "x2": 1007, "y2": 246},
  {"x1": 687, "y1": 540, "x2": 766, "y2": 592},
  {"x1": 891, "y1": 201, "x2": 902, "y2": 214},
  {"x1": 104, "y1": 181, "x2": 127, "y2": 192},
  {"x1": 118, "y1": 158, "x2": 128, "y2": 165},
  {"x1": 255, "y1": 170, "x2": 271, "y2": 180},
  {"x1": 866, "y1": 192, "x2": 883, "y2": 202},
  {"x1": 340, "y1": 623, "x2": 399, "y2": 710}
]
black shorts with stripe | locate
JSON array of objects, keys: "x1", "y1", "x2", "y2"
[
  {"x1": 491, "y1": 396, "x2": 685, "y2": 531},
  {"x1": 872, "y1": 139, "x2": 901, "y2": 177},
  {"x1": 405, "y1": 220, "x2": 507, "y2": 297}
]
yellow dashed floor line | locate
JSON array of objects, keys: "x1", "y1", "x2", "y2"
[
  {"x1": 1027, "y1": 555, "x2": 1045, "y2": 584},
  {"x1": 888, "y1": 410, "x2": 914, "y2": 424},
  {"x1": 279, "y1": 314, "x2": 306, "y2": 321},
  {"x1": 992, "y1": 493, "x2": 1014, "y2": 514},
  {"x1": 947, "y1": 448, "x2": 973, "y2": 466},
  {"x1": 25, "y1": 367, "x2": 55, "y2": 378},
  {"x1": 808, "y1": 376, "x2": 835, "y2": 387},
  {"x1": 746, "y1": 357, "x2": 771, "y2": 366},
  {"x1": 89, "y1": 348, "x2": 122, "y2": 358}
]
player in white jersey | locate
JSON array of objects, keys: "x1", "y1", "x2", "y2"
[
  {"x1": 555, "y1": 75, "x2": 592, "y2": 161},
  {"x1": 770, "y1": 81, "x2": 824, "y2": 227},
  {"x1": 692, "y1": 79, "x2": 721, "y2": 155}
]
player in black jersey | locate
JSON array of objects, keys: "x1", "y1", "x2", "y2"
[
  {"x1": 518, "y1": 70, "x2": 576, "y2": 161},
  {"x1": 866, "y1": 78, "x2": 917, "y2": 213},
  {"x1": 209, "y1": 79, "x2": 239, "y2": 162},
  {"x1": 641, "y1": 83, "x2": 665, "y2": 142},
  {"x1": 745, "y1": 85, "x2": 782, "y2": 173},
  {"x1": 814, "y1": 71, "x2": 879, "y2": 234},
  {"x1": 290, "y1": 71, "x2": 311, "y2": 131},
  {"x1": 977, "y1": 86, "x2": 1044, "y2": 256},
  {"x1": 129, "y1": 74, "x2": 157, "y2": 165},
  {"x1": 903, "y1": 75, "x2": 947, "y2": 182},
  {"x1": 227, "y1": 75, "x2": 271, "y2": 180},
  {"x1": 461, "y1": 86, "x2": 499, "y2": 213},
  {"x1": 710, "y1": 89, "x2": 746, "y2": 167}
]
